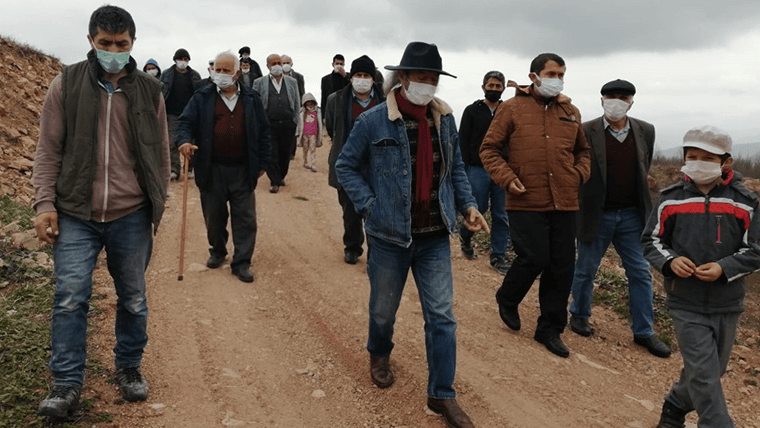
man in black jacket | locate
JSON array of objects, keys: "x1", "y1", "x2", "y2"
[
  {"x1": 320, "y1": 54, "x2": 349, "y2": 115},
  {"x1": 569, "y1": 79, "x2": 671, "y2": 358},
  {"x1": 458, "y1": 71, "x2": 510, "y2": 274},
  {"x1": 324, "y1": 55, "x2": 384, "y2": 264}
]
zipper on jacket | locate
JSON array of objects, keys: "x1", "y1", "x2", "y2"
[
  {"x1": 716, "y1": 214, "x2": 722, "y2": 243},
  {"x1": 101, "y1": 92, "x2": 113, "y2": 222}
]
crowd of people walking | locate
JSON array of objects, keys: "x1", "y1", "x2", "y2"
[{"x1": 30, "y1": 5, "x2": 760, "y2": 428}]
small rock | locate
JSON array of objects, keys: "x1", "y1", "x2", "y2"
[
  {"x1": 311, "y1": 389, "x2": 326, "y2": 398},
  {"x1": 149, "y1": 403, "x2": 165, "y2": 410},
  {"x1": 221, "y1": 410, "x2": 245, "y2": 427},
  {"x1": 1, "y1": 221, "x2": 20, "y2": 235},
  {"x1": 626, "y1": 421, "x2": 645, "y2": 428},
  {"x1": 12, "y1": 232, "x2": 40, "y2": 250},
  {"x1": 187, "y1": 262, "x2": 207, "y2": 272}
]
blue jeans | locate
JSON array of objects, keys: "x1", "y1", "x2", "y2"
[
  {"x1": 366, "y1": 234, "x2": 457, "y2": 399},
  {"x1": 459, "y1": 165, "x2": 509, "y2": 257},
  {"x1": 570, "y1": 207, "x2": 655, "y2": 337},
  {"x1": 50, "y1": 208, "x2": 153, "y2": 387}
]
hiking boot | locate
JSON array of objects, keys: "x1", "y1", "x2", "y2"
[
  {"x1": 427, "y1": 397, "x2": 475, "y2": 428},
  {"x1": 114, "y1": 366, "x2": 149, "y2": 402},
  {"x1": 569, "y1": 315, "x2": 594, "y2": 337},
  {"x1": 37, "y1": 385, "x2": 80, "y2": 418},
  {"x1": 460, "y1": 238, "x2": 476, "y2": 260},
  {"x1": 369, "y1": 354, "x2": 394, "y2": 388},
  {"x1": 656, "y1": 400, "x2": 687, "y2": 428},
  {"x1": 489, "y1": 256, "x2": 509, "y2": 275}
]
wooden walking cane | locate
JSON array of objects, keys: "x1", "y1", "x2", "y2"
[{"x1": 178, "y1": 156, "x2": 190, "y2": 281}]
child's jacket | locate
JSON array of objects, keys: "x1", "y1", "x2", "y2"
[{"x1": 642, "y1": 170, "x2": 760, "y2": 314}]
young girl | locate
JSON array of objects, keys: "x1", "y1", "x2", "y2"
[{"x1": 296, "y1": 93, "x2": 322, "y2": 172}]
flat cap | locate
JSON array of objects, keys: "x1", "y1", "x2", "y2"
[{"x1": 601, "y1": 79, "x2": 636, "y2": 96}]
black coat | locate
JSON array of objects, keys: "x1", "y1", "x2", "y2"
[
  {"x1": 459, "y1": 99, "x2": 500, "y2": 167},
  {"x1": 324, "y1": 83, "x2": 384, "y2": 189}
]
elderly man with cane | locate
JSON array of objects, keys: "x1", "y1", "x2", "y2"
[{"x1": 176, "y1": 50, "x2": 271, "y2": 283}]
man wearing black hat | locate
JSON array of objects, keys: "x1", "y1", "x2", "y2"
[
  {"x1": 161, "y1": 48, "x2": 202, "y2": 180},
  {"x1": 569, "y1": 79, "x2": 672, "y2": 358},
  {"x1": 238, "y1": 46, "x2": 262, "y2": 79},
  {"x1": 336, "y1": 42, "x2": 488, "y2": 428},
  {"x1": 324, "y1": 55, "x2": 385, "y2": 265}
]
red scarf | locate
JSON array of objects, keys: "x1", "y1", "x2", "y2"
[{"x1": 395, "y1": 90, "x2": 433, "y2": 204}]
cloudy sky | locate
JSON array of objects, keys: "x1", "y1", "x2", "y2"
[{"x1": 3, "y1": 0, "x2": 760, "y2": 152}]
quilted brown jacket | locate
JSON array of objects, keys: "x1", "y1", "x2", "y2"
[{"x1": 479, "y1": 85, "x2": 591, "y2": 211}]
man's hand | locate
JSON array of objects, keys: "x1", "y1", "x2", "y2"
[
  {"x1": 695, "y1": 262, "x2": 723, "y2": 282},
  {"x1": 179, "y1": 143, "x2": 198, "y2": 158},
  {"x1": 508, "y1": 177, "x2": 526, "y2": 195},
  {"x1": 670, "y1": 256, "x2": 696, "y2": 278},
  {"x1": 33, "y1": 212, "x2": 59, "y2": 245},
  {"x1": 463, "y1": 207, "x2": 491, "y2": 234}
]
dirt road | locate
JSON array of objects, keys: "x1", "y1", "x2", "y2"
[{"x1": 83, "y1": 152, "x2": 759, "y2": 428}]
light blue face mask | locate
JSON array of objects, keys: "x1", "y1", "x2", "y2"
[{"x1": 93, "y1": 46, "x2": 131, "y2": 74}]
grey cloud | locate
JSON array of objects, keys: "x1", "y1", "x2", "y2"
[{"x1": 279, "y1": 0, "x2": 760, "y2": 57}]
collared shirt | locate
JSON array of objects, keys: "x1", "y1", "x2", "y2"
[
  {"x1": 352, "y1": 88, "x2": 375, "y2": 108},
  {"x1": 603, "y1": 116, "x2": 631, "y2": 142},
  {"x1": 269, "y1": 74, "x2": 283, "y2": 93},
  {"x1": 216, "y1": 82, "x2": 240, "y2": 111}
]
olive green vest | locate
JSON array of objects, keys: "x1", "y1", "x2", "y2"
[{"x1": 57, "y1": 52, "x2": 167, "y2": 231}]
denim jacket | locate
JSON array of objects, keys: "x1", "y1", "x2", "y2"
[{"x1": 335, "y1": 90, "x2": 477, "y2": 247}]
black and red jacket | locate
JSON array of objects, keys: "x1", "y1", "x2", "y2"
[{"x1": 642, "y1": 170, "x2": 760, "y2": 314}]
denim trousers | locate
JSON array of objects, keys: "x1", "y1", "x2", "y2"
[
  {"x1": 366, "y1": 234, "x2": 458, "y2": 399},
  {"x1": 570, "y1": 207, "x2": 655, "y2": 337},
  {"x1": 497, "y1": 210, "x2": 576, "y2": 339},
  {"x1": 665, "y1": 309, "x2": 740, "y2": 428},
  {"x1": 50, "y1": 207, "x2": 152, "y2": 387},
  {"x1": 458, "y1": 165, "x2": 509, "y2": 257}
]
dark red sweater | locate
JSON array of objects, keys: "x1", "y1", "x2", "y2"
[{"x1": 212, "y1": 93, "x2": 247, "y2": 165}]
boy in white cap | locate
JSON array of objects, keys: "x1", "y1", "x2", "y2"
[{"x1": 642, "y1": 126, "x2": 760, "y2": 428}]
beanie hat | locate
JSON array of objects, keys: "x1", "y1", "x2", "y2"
[
  {"x1": 145, "y1": 58, "x2": 159, "y2": 68},
  {"x1": 239, "y1": 46, "x2": 251, "y2": 56},
  {"x1": 173, "y1": 48, "x2": 190, "y2": 60},
  {"x1": 350, "y1": 55, "x2": 376, "y2": 78},
  {"x1": 682, "y1": 126, "x2": 732, "y2": 156}
]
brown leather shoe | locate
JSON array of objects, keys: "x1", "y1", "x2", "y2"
[
  {"x1": 427, "y1": 398, "x2": 475, "y2": 428},
  {"x1": 369, "y1": 354, "x2": 393, "y2": 388}
]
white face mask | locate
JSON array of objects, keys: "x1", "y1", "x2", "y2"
[
  {"x1": 146, "y1": 68, "x2": 158, "y2": 77},
  {"x1": 241, "y1": 55, "x2": 250, "y2": 60},
  {"x1": 334, "y1": 64, "x2": 344, "y2": 73},
  {"x1": 282, "y1": 64, "x2": 292, "y2": 73},
  {"x1": 404, "y1": 81, "x2": 437, "y2": 106},
  {"x1": 681, "y1": 160, "x2": 723, "y2": 185},
  {"x1": 175, "y1": 60, "x2": 188, "y2": 70},
  {"x1": 603, "y1": 98, "x2": 631, "y2": 121},
  {"x1": 351, "y1": 77, "x2": 373, "y2": 94},
  {"x1": 213, "y1": 73, "x2": 235, "y2": 89},
  {"x1": 534, "y1": 75, "x2": 563, "y2": 98},
  {"x1": 270, "y1": 65, "x2": 283, "y2": 76},
  {"x1": 241, "y1": 67, "x2": 250, "y2": 74}
]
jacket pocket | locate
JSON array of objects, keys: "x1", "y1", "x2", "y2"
[
  {"x1": 135, "y1": 109, "x2": 162, "y2": 146},
  {"x1": 370, "y1": 138, "x2": 401, "y2": 176}
]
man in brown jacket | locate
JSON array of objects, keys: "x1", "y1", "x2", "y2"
[{"x1": 480, "y1": 53, "x2": 590, "y2": 358}]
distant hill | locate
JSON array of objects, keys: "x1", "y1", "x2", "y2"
[{"x1": 657, "y1": 141, "x2": 760, "y2": 159}]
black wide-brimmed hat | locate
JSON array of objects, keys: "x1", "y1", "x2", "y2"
[{"x1": 384, "y1": 42, "x2": 456, "y2": 78}]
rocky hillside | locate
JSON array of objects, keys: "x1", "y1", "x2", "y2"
[{"x1": 0, "y1": 36, "x2": 62, "y2": 206}]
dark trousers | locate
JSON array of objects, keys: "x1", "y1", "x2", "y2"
[
  {"x1": 199, "y1": 164, "x2": 257, "y2": 271},
  {"x1": 266, "y1": 121, "x2": 297, "y2": 185},
  {"x1": 166, "y1": 114, "x2": 183, "y2": 176},
  {"x1": 496, "y1": 210, "x2": 576, "y2": 339},
  {"x1": 338, "y1": 188, "x2": 365, "y2": 256}
]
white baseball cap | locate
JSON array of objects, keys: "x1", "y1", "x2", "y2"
[{"x1": 682, "y1": 125, "x2": 732, "y2": 156}]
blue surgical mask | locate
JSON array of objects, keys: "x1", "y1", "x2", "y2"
[{"x1": 92, "y1": 44, "x2": 131, "y2": 74}]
